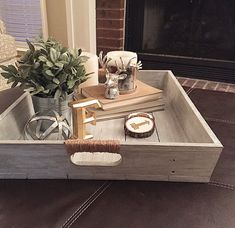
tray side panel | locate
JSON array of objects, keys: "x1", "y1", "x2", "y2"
[
  {"x1": 165, "y1": 71, "x2": 218, "y2": 144},
  {"x1": 137, "y1": 70, "x2": 167, "y2": 89},
  {"x1": 0, "y1": 93, "x2": 35, "y2": 140},
  {"x1": 0, "y1": 143, "x2": 221, "y2": 182}
]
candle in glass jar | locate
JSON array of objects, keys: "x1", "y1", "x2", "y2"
[
  {"x1": 107, "y1": 51, "x2": 137, "y2": 68},
  {"x1": 107, "y1": 51, "x2": 138, "y2": 94}
]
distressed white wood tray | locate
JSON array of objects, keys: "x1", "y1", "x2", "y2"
[{"x1": 0, "y1": 70, "x2": 223, "y2": 182}]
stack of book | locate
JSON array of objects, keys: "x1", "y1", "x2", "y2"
[{"x1": 81, "y1": 80, "x2": 164, "y2": 120}]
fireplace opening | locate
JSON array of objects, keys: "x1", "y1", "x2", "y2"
[{"x1": 125, "y1": 0, "x2": 235, "y2": 83}]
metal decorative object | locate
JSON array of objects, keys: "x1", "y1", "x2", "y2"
[
  {"x1": 32, "y1": 93, "x2": 73, "y2": 128},
  {"x1": 124, "y1": 112, "x2": 155, "y2": 138},
  {"x1": 98, "y1": 51, "x2": 111, "y2": 70},
  {"x1": 104, "y1": 73, "x2": 119, "y2": 99},
  {"x1": 24, "y1": 110, "x2": 72, "y2": 140}
]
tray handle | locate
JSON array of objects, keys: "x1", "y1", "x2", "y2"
[{"x1": 65, "y1": 139, "x2": 122, "y2": 167}]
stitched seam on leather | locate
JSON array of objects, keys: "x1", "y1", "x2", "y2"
[
  {"x1": 208, "y1": 181, "x2": 234, "y2": 190},
  {"x1": 205, "y1": 117, "x2": 235, "y2": 125},
  {"x1": 61, "y1": 181, "x2": 111, "y2": 228}
]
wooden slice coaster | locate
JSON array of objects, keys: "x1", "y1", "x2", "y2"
[{"x1": 124, "y1": 112, "x2": 155, "y2": 138}]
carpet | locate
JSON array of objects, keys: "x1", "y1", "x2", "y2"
[{"x1": 0, "y1": 88, "x2": 234, "y2": 228}]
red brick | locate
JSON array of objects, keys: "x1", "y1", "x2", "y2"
[
  {"x1": 96, "y1": 0, "x2": 124, "y2": 9},
  {"x1": 97, "y1": 19, "x2": 124, "y2": 29},
  {"x1": 228, "y1": 84, "x2": 235, "y2": 93},
  {"x1": 97, "y1": 28, "x2": 124, "y2": 39},
  {"x1": 97, "y1": 46, "x2": 123, "y2": 55},
  {"x1": 205, "y1": 82, "x2": 218, "y2": 90},
  {"x1": 97, "y1": 38, "x2": 124, "y2": 47},
  {"x1": 216, "y1": 83, "x2": 229, "y2": 92},
  {"x1": 96, "y1": 9, "x2": 124, "y2": 19},
  {"x1": 177, "y1": 77, "x2": 187, "y2": 85},
  {"x1": 193, "y1": 80, "x2": 207, "y2": 89},
  {"x1": 183, "y1": 79, "x2": 197, "y2": 87}
]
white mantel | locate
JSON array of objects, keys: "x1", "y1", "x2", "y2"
[{"x1": 65, "y1": 0, "x2": 96, "y2": 54}]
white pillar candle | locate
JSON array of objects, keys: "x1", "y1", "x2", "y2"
[
  {"x1": 79, "y1": 52, "x2": 99, "y2": 92},
  {"x1": 107, "y1": 51, "x2": 137, "y2": 68}
]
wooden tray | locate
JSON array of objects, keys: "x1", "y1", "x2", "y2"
[{"x1": 0, "y1": 71, "x2": 223, "y2": 182}]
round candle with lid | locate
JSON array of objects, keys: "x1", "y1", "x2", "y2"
[{"x1": 107, "y1": 51, "x2": 137, "y2": 68}]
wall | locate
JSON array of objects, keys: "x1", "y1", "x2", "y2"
[
  {"x1": 46, "y1": 0, "x2": 125, "y2": 53},
  {"x1": 96, "y1": 0, "x2": 125, "y2": 54},
  {"x1": 45, "y1": 0, "x2": 68, "y2": 46}
]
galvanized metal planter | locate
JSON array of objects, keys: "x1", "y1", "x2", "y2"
[{"x1": 32, "y1": 93, "x2": 73, "y2": 125}]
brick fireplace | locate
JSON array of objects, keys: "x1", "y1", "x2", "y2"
[
  {"x1": 96, "y1": 0, "x2": 125, "y2": 54},
  {"x1": 96, "y1": 0, "x2": 235, "y2": 83}
]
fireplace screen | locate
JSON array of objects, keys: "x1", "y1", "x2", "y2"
[
  {"x1": 142, "y1": 0, "x2": 235, "y2": 61},
  {"x1": 125, "y1": 0, "x2": 235, "y2": 82}
]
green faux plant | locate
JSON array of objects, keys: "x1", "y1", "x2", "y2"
[{"x1": 0, "y1": 38, "x2": 91, "y2": 99}]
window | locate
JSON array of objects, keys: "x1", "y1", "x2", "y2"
[{"x1": 0, "y1": 0, "x2": 47, "y2": 48}]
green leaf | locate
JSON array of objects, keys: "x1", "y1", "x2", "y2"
[
  {"x1": 53, "y1": 78, "x2": 60, "y2": 85},
  {"x1": 0, "y1": 72, "x2": 12, "y2": 79},
  {"x1": 54, "y1": 88, "x2": 62, "y2": 99},
  {"x1": 33, "y1": 62, "x2": 40, "y2": 69},
  {"x1": 42, "y1": 89, "x2": 50, "y2": 94},
  {"x1": 7, "y1": 65, "x2": 18, "y2": 74},
  {"x1": 18, "y1": 64, "x2": 32, "y2": 69},
  {"x1": 24, "y1": 87, "x2": 36, "y2": 93},
  {"x1": 85, "y1": 72, "x2": 94, "y2": 77},
  {"x1": 67, "y1": 80, "x2": 76, "y2": 89},
  {"x1": 71, "y1": 67, "x2": 77, "y2": 75},
  {"x1": 58, "y1": 73, "x2": 67, "y2": 83},
  {"x1": 45, "y1": 70, "x2": 54, "y2": 77},
  {"x1": 19, "y1": 83, "x2": 34, "y2": 90},
  {"x1": 78, "y1": 49, "x2": 82, "y2": 56},
  {"x1": 61, "y1": 47, "x2": 68, "y2": 54},
  {"x1": 30, "y1": 86, "x2": 44, "y2": 95},
  {"x1": 26, "y1": 39, "x2": 35, "y2": 52},
  {"x1": 60, "y1": 53, "x2": 69, "y2": 62},
  {"x1": 50, "y1": 48, "x2": 57, "y2": 62},
  {"x1": 55, "y1": 62, "x2": 64, "y2": 68},
  {"x1": 7, "y1": 77, "x2": 16, "y2": 84},
  {"x1": 19, "y1": 50, "x2": 32, "y2": 63},
  {"x1": 37, "y1": 86, "x2": 45, "y2": 92},
  {"x1": 46, "y1": 61, "x2": 53, "y2": 67},
  {"x1": 39, "y1": 48, "x2": 48, "y2": 55},
  {"x1": 0, "y1": 65, "x2": 11, "y2": 72},
  {"x1": 11, "y1": 81, "x2": 18, "y2": 88},
  {"x1": 46, "y1": 83, "x2": 58, "y2": 90},
  {"x1": 20, "y1": 70, "x2": 30, "y2": 79},
  {"x1": 39, "y1": 56, "x2": 47, "y2": 62}
]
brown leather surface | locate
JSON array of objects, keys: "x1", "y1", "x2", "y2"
[
  {"x1": 0, "y1": 180, "x2": 103, "y2": 228},
  {"x1": 0, "y1": 88, "x2": 235, "y2": 228}
]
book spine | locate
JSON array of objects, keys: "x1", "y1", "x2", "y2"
[{"x1": 104, "y1": 93, "x2": 163, "y2": 110}]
